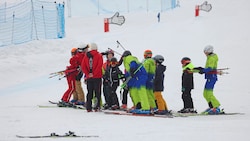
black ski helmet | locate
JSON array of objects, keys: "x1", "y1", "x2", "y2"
[
  {"x1": 153, "y1": 55, "x2": 164, "y2": 63},
  {"x1": 181, "y1": 57, "x2": 191, "y2": 65},
  {"x1": 110, "y1": 57, "x2": 118, "y2": 62},
  {"x1": 122, "y1": 50, "x2": 132, "y2": 57}
]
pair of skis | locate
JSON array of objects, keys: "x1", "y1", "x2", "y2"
[
  {"x1": 16, "y1": 131, "x2": 98, "y2": 138},
  {"x1": 48, "y1": 70, "x2": 65, "y2": 79},
  {"x1": 171, "y1": 110, "x2": 244, "y2": 117},
  {"x1": 103, "y1": 110, "x2": 174, "y2": 118},
  {"x1": 103, "y1": 109, "x2": 243, "y2": 118},
  {"x1": 38, "y1": 101, "x2": 85, "y2": 110}
]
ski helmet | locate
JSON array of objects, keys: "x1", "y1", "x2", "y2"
[
  {"x1": 110, "y1": 57, "x2": 118, "y2": 65},
  {"x1": 153, "y1": 55, "x2": 164, "y2": 63},
  {"x1": 110, "y1": 57, "x2": 117, "y2": 62},
  {"x1": 181, "y1": 57, "x2": 191, "y2": 65},
  {"x1": 204, "y1": 45, "x2": 214, "y2": 54},
  {"x1": 144, "y1": 50, "x2": 153, "y2": 58},
  {"x1": 122, "y1": 50, "x2": 132, "y2": 57},
  {"x1": 71, "y1": 47, "x2": 78, "y2": 55},
  {"x1": 77, "y1": 43, "x2": 88, "y2": 52},
  {"x1": 106, "y1": 49, "x2": 114, "y2": 56}
]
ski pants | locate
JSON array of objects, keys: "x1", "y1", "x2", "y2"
[
  {"x1": 203, "y1": 78, "x2": 220, "y2": 108},
  {"x1": 62, "y1": 75, "x2": 75, "y2": 102},
  {"x1": 146, "y1": 88, "x2": 157, "y2": 109},
  {"x1": 86, "y1": 78, "x2": 102, "y2": 111},
  {"x1": 103, "y1": 82, "x2": 119, "y2": 107},
  {"x1": 154, "y1": 91, "x2": 168, "y2": 111},
  {"x1": 121, "y1": 88, "x2": 129, "y2": 105},
  {"x1": 182, "y1": 88, "x2": 194, "y2": 109},
  {"x1": 130, "y1": 86, "x2": 150, "y2": 110},
  {"x1": 72, "y1": 80, "x2": 85, "y2": 102}
]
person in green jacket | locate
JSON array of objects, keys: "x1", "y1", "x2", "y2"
[
  {"x1": 195, "y1": 45, "x2": 221, "y2": 114},
  {"x1": 143, "y1": 50, "x2": 157, "y2": 111},
  {"x1": 121, "y1": 50, "x2": 151, "y2": 114}
]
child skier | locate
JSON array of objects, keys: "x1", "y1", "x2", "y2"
[
  {"x1": 70, "y1": 43, "x2": 89, "y2": 105},
  {"x1": 152, "y1": 55, "x2": 169, "y2": 115},
  {"x1": 102, "y1": 49, "x2": 115, "y2": 109},
  {"x1": 178, "y1": 57, "x2": 197, "y2": 113},
  {"x1": 102, "y1": 57, "x2": 124, "y2": 110}
]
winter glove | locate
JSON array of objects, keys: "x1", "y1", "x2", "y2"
[
  {"x1": 121, "y1": 83, "x2": 127, "y2": 89},
  {"x1": 182, "y1": 87, "x2": 185, "y2": 92},
  {"x1": 194, "y1": 67, "x2": 204, "y2": 74},
  {"x1": 130, "y1": 68, "x2": 136, "y2": 77},
  {"x1": 101, "y1": 52, "x2": 108, "y2": 55}
]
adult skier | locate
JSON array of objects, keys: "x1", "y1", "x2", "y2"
[
  {"x1": 60, "y1": 48, "x2": 79, "y2": 105},
  {"x1": 121, "y1": 50, "x2": 151, "y2": 114},
  {"x1": 70, "y1": 43, "x2": 88, "y2": 105},
  {"x1": 195, "y1": 45, "x2": 221, "y2": 114},
  {"x1": 142, "y1": 50, "x2": 157, "y2": 110},
  {"x1": 81, "y1": 43, "x2": 103, "y2": 112}
]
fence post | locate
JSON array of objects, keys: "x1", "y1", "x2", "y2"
[
  {"x1": 31, "y1": 0, "x2": 38, "y2": 40},
  {"x1": 104, "y1": 18, "x2": 109, "y2": 32},
  {"x1": 42, "y1": 5, "x2": 47, "y2": 39},
  {"x1": 11, "y1": 12, "x2": 15, "y2": 44},
  {"x1": 195, "y1": 5, "x2": 199, "y2": 17}
]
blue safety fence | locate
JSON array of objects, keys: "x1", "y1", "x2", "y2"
[
  {"x1": 0, "y1": 0, "x2": 65, "y2": 47},
  {"x1": 69, "y1": 0, "x2": 177, "y2": 17}
]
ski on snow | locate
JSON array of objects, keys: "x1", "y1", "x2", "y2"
[
  {"x1": 38, "y1": 101, "x2": 85, "y2": 110},
  {"x1": 170, "y1": 110, "x2": 244, "y2": 117},
  {"x1": 103, "y1": 110, "x2": 174, "y2": 118},
  {"x1": 103, "y1": 109, "x2": 243, "y2": 118},
  {"x1": 16, "y1": 131, "x2": 99, "y2": 138}
]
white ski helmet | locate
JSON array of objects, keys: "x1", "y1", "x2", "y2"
[{"x1": 204, "y1": 45, "x2": 214, "y2": 53}]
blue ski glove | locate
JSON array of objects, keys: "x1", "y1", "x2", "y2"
[{"x1": 130, "y1": 68, "x2": 136, "y2": 77}]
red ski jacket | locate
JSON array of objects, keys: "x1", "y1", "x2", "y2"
[
  {"x1": 81, "y1": 50, "x2": 103, "y2": 79},
  {"x1": 65, "y1": 55, "x2": 78, "y2": 77}
]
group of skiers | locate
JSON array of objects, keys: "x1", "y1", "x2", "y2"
[{"x1": 59, "y1": 43, "x2": 221, "y2": 115}]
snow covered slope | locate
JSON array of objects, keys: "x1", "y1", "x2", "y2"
[{"x1": 0, "y1": 0, "x2": 250, "y2": 140}]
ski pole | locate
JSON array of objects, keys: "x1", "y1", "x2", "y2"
[
  {"x1": 116, "y1": 40, "x2": 126, "y2": 51},
  {"x1": 217, "y1": 68, "x2": 229, "y2": 71},
  {"x1": 49, "y1": 70, "x2": 65, "y2": 75},
  {"x1": 108, "y1": 47, "x2": 122, "y2": 56},
  {"x1": 49, "y1": 73, "x2": 59, "y2": 79}
]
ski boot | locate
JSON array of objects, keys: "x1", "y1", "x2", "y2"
[{"x1": 203, "y1": 107, "x2": 221, "y2": 115}]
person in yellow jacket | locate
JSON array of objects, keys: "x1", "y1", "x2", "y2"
[
  {"x1": 122, "y1": 50, "x2": 151, "y2": 114},
  {"x1": 195, "y1": 45, "x2": 221, "y2": 114},
  {"x1": 143, "y1": 50, "x2": 157, "y2": 111}
]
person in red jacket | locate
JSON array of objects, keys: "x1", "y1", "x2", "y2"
[
  {"x1": 60, "y1": 48, "x2": 79, "y2": 105},
  {"x1": 81, "y1": 43, "x2": 103, "y2": 112}
]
